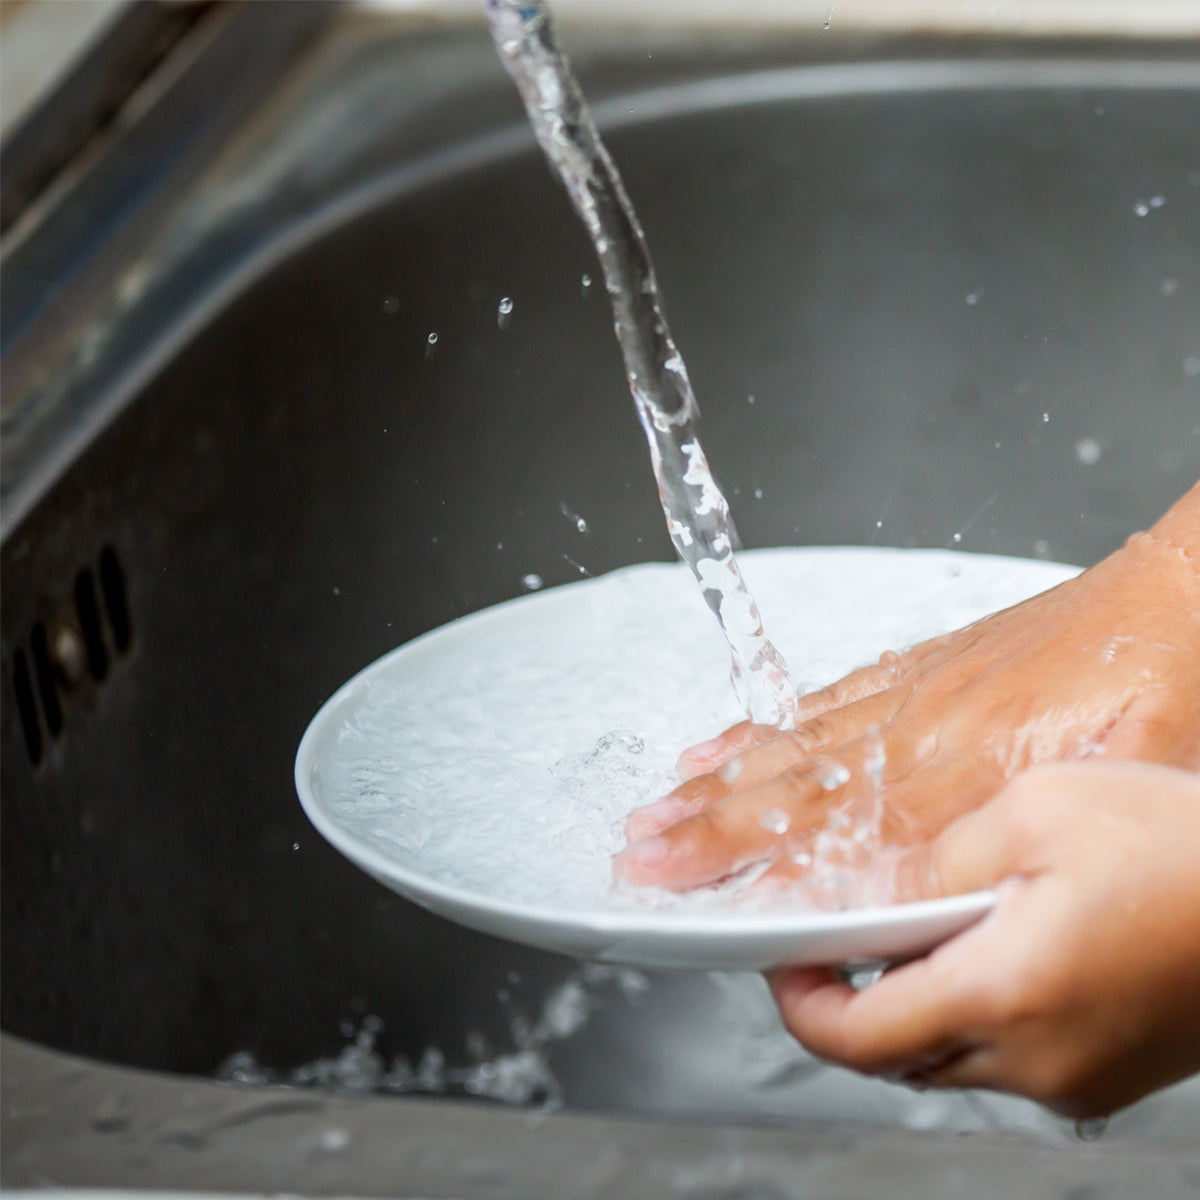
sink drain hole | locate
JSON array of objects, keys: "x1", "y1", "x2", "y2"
[
  {"x1": 74, "y1": 568, "x2": 108, "y2": 682},
  {"x1": 29, "y1": 622, "x2": 64, "y2": 736},
  {"x1": 9, "y1": 545, "x2": 134, "y2": 768},
  {"x1": 12, "y1": 649, "x2": 43, "y2": 767}
]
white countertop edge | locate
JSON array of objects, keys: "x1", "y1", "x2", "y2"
[{"x1": 356, "y1": 0, "x2": 1200, "y2": 37}]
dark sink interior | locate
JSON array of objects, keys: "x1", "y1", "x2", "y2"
[{"x1": 3, "y1": 41, "x2": 1198, "y2": 1133}]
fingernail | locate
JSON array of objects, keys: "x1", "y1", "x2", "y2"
[
  {"x1": 615, "y1": 836, "x2": 671, "y2": 874},
  {"x1": 678, "y1": 736, "x2": 725, "y2": 775},
  {"x1": 626, "y1": 796, "x2": 689, "y2": 839},
  {"x1": 688, "y1": 735, "x2": 725, "y2": 760}
]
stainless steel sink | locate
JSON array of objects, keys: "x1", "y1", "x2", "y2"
[{"x1": 3, "y1": 6, "x2": 1199, "y2": 1195}]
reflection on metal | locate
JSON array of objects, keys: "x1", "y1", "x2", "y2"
[{"x1": 2, "y1": 8, "x2": 1199, "y2": 1193}]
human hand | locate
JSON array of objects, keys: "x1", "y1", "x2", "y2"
[
  {"x1": 613, "y1": 484, "x2": 1200, "y2": 892},
  {"x1": 768, "y1": 760, "x2": 1200, "y2": 1118}
]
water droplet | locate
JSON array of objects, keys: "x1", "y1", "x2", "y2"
[
  {"x1": 1042, "y1": 412, "x2": 1050, "y2": 423},
  {"x1": 747, "y1": 394, "x2": 756, "y2": 405},
  {"x1": 1159, "y1": 277, "x2": 1179, "y2": 297},
  {"x1": 522, "y1": 574, "x2": 544, "y2": 591},
  {"x1": 1075, "y1": 1117, "x2": 1108, "y2": 1142},
  {"x1": 1074, "y1": 437, "x2": 1101, "y2": 466},
  {"x1": 718, "y1": 757, "x2": 743, "y2": 783},
  {"x1": 1134, "y1": 200, "x2": 1150, "y2": 217},
  {"x1": 425, "y1": 331, "x2": 438, "y2": 359},
  {"x1": 1033, "y1": 539, "x2": 1050, "y2": 555},
  {"x1": 1093, "y1": 105, "x2": 1105, "y2": 116},
  {"x1": 952, "y1": 532, "x2": 963, "y2": 543},
  {"x1": 427, "y1": 331, "x2": 438, "y2": 345},
  {"x1": 498, "y1": 296, "x2": 514, "y2": 329},
  {"x1": 382, "y1": 295, "x2": 399, "y2": 314},
  {"x1": 559, "y1": 501, "x2": 589, "y2": 534},
  {"x1": 580, "y1": 273, "x2": 592, "y2": 291},
  {"x1": 965, "y1": 289, "x2": 982, "y2": 306},
  {"x1": 1150, "y1": 194, "x2": 1166, "y2": 208},
  {"x1": 816, "y1": 761, "x2": 851, "y2": 791},
  {"x1": 753, "y1": 487, "x2": 763, "y2": 500},
  {"x1": 1184, "y1": 355, "x2": 1200, "y2": 378},
  {"x1": 292, "y1": 842, "x2": 300, "y2": 851},
  {"x1": 760, "y1": 809, "x2": 790, "y2": 835}
]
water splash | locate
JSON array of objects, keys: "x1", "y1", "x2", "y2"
[
  {"x1": 484, "y1": 0, "x2": 796, "y2": 729},
  {"x1": 215, "y1": 964, "x2": 650, "y2": 1111}
]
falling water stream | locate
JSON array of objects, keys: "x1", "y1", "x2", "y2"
[{"x1": 484, "y1": 0, "x2": 798, "y2": 729}]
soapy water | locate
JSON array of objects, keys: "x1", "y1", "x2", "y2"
[
  {"x1": 484, "y1": 0, "x2": 796, "y2": 729},
  {"x1": 217, "y1": 962, "x2": 649, "y2": 1111},
  {"x1": 310, "y1": 548, "x2": 1079, "y2": 916}
]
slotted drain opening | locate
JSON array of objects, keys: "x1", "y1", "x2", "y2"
[
  {"x1": 28, "y1": 622, "x2": 64, "y2": 736},
  {"x1": 10, "y1": 544, "x2": 135, "y2": 768},
  {"x1": 73, "y1": 568, "x2": 109, "y2": 682},
  {"x1": 12, "y1": 649, "x2": 43, "y2": 767}
]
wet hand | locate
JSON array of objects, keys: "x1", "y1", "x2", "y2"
[
  {"x1": 769, "y1": 760, "x2": 1200, "y2": 1118},
  {"x1": 613, "y1": 483, "x2": 1200, "y2": 892}
]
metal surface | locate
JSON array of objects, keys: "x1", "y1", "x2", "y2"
[
  {"x1": 4, "y1": 1036, "x2": 1200, "y2": 1199},
  {"x1": 3, "y1": 10, "x2": 1200, "y2": 1194},
  {"x1": 0, "y1": 0, "x2": 212, "y2": 234}
]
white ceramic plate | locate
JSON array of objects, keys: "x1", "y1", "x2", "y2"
[{"x1": 297, "y1": 548, "x2": 1076, "y2": 970}]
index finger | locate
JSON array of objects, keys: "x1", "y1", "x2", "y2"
[{"x1": 769, "y1": 951, "x2": 974, "y2": 1075}]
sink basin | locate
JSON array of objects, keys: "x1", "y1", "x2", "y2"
[{"x1": 3, "y1": 9, "x2": 1199, "y2": 1195}]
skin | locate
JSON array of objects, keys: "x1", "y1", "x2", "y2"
[
  {"x1": 770, "y1": 761, "x2": 1200, "y2": 1118},
  {"x1": 612, "y1": 481, "x2": 1200, "y2": 1114},
  {"x1": 613, "y1": 482, "x2": 1200, "y2": 892}
]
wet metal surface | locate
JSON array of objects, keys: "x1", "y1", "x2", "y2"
[{"x1": 3, "y1": 10, "x2": 1199, "y2": 1195}]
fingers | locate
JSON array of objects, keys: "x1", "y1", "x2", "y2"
[
  {"x1": 790, "y1": 654, "x2": 910, "y2": 725},
  {"x1": 750, "y1": 841, "x2": 901, "y2": 909},
  {"x1": 676, "y1": 721, "x2": 780, "y2": 780},
  {"x1": 676, "y1": 654, "x2": 916, "y2": 779},
  {"x1": 614, "y1": 765, "x2": 838, "y2": 888},
  {"x1": 617, "y1": 734, "x2": 898, "y2": 891},
  {"x1": 769, "y1": 955, "x2": 976, "y2": 1077},
  {"x1": 621, "y1": 706, "x2": 975, "y2": 892},
  {"x1": 640, "y1": 688, "x2": 906, "y2": 842}
]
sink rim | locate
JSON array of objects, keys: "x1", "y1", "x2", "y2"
[{"x1": 5, "y1": 51, "x2": 1200, "y2": 543}]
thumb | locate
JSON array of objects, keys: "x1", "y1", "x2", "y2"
[{"x1": 890, "y1": 788, "x2": 1031, "y2": 905}]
